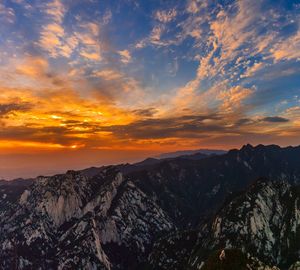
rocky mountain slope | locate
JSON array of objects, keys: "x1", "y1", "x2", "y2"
[
  {"x1": 1, "y1": 144, "x2": 300, "y2": 269},
  {"x1": 0, "y1": 167, "x2": 174, "y2": 269},
  {"x1": 146, "y1": 178, "x2": 300, "y2": 269}
]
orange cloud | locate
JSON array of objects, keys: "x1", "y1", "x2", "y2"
[
  {"x1": 16, "y1": 56, "x2": 49, "y2": 78},
  {"x1": 218, "y1": 85, "x2": 253, "y2": 113},
  {"x1": 93, "y1": 69, "x2": 123, "y2": 80},
  {"x1": 38, "y1": 0, "x2": 73, "y2": 58},
  {"x1": 118, "y1": 50, "x2": 132, "y2": 64},
  {"x1": 271, "y1": 31, "x2": 300, "y2": 61},
  {"x1": 0, "y1": 82, "x2": 140, "y2": 152},
  {"x1": 76, "y1": 22, "x2": 102, "y2": 61},
  {"x1": 79, "y1": 50, "x2": 101, "y2": 61},
  {"x1": 240, "y1": 62, "x2": 265, "y2": 78}
]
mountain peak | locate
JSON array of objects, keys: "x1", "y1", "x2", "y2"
[{"x1": 240, "y1": 143, "x2": 254, "y2": 151}]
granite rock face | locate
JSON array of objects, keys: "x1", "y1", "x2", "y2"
[
  {"x1": 146, "y1": 179, "x2": 300, "y2": 270},
  {"x1": 0, "y1": 167, "x2": 174, "y2": 269}
]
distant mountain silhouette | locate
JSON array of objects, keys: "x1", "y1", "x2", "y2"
[{"x1": 155, "y1": 148, "x2": 227, "y2": 159}]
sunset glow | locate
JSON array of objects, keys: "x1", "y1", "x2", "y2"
[{"x1": 1, "y1": 0, "x2": 300, "y2": 179}]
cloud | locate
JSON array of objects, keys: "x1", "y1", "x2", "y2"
[
  {"x1": 186, "y1": 0, "x2": 207, "y2": 14},
  {"x1": 235, "y1": 118, "x2": 253, "y2": 126},
  {"x1": 102, "y1": 9, "x2": 112, "y2": 25},
  {"x1": 118, "y1": 50, "x2": 132, "y2": 64},
  {"x1": 92, "y1": 69, "x2": 123, "y2": 80},
  {"x1": 76, "y1": 22, "x2": 102, "y2": 61},
  {"x1": 285, "y1": 106, "x2": 300, "y2": 115},
  {"x1": 79, "y1": 50, "x2": 101, "y2": 61},
  {"x1": 16, "y1": 56, "x2": 49, "y2": 78},
  {"x1": 163, "y1": 0, "x2": 300, "y2": 119},
  {"x1": 1, "y1": 55, "x2": 72, "y2": 91},
  {"x1": 218, "y1": 86, "x2": 254, "y2": 113},
  {"x1": 200, "y1": 0, "x2": 265, "y2": 81},
  {"x1": 241, "y1": 62, "x2": 265, "y2": 78},
  {"x1": 149, "y1": 25, "x2": 166, "y2": 46},
  {"x1": 283, "y1": 106, "x2": 300, "y2": 125},
  {"x1": 235, "y1": 116, "x2": 289, "y2": 126},
  {"x1": 154, "y1": 8, "x2": 177, "y2": 23},
  {"x1": 101, "y1": 114, "x2": 223, "y2": 140},
  {"x1": 262, "y1": 116, "x2": 289, "y2": 123},
  {"x1": 45, "y1": 0, "x2": 65, "y2": 22},
  {"x1": 271, "y1": 30, "x2": 300, "y2": 61},
  {"x1": 39, "y1": 22, "x2": 68, "y2": 57},
  {"x1": 135, "y1": 7, "x2": 184, "y2": 48},
  {"x1": 88, "y1": 67, "x2": 144, "y2": 105},
  {"x1": 96, "y1": 111, "x2": 292, "y2": 146},
  {"x1": 0, "y1": 85, "x2": 138, "y2": 149},
  {"x1": 136, "y1": 0, "x2": 265, "y2": 117},
  {"x1": 131, "y1": 108, "x2": 158, "y2": 117},
  {"x1": 167, "y1": 58, "x2": 179, "y2": 76},
  {"x1": 39, "y1": 0, "x2": 71, "y2": 57},
  {"x1": 38, "y1": 1, "x2": 102, "y2": 60},
  {"x1": 0, "y1": 102, "x2": 32, "y2": 117},
  {"x1": 135, "y1": 40, "x2": 146, "y2": 49},
  {"x1": 1, "y1": 0, "x2": 300, "y2": 156},
  {"x1": 0, "y1": 3, "x2": 15, "y2": 24}
]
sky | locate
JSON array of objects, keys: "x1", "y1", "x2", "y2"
[{"x1": 1, "y1": 0, "x2": 300, "y2": 179}]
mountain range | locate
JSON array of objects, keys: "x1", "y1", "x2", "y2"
[
  {"x1": 0, "y1": 144, "x2": 300, "y2": 269},
  {"x1": 154, "y1": 149, "x2": 227, "y2": 159}
]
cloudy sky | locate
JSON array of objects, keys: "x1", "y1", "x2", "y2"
[{"x1": 1, "y1": 0, "x2": 300, "y2": 179}]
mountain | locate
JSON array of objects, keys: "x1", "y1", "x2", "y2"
[
  {"x1": 201, "y1": 179, "x2": 300, "y2": 268},
  {"x1": 0, "y1": 167, "x2": 174, "y2": 269},
  {"x1": 195, "y1": 249, "x2": 280, "y2": 270},
  {"x1": 78, "y1": 151, "x2": 211, "y2": 179},
  {"x1": 155, "y1": 149, "x2": 227, "y2": 159},
  {"x1": 0, "y1": 178, "x2": 34, "y2": 212},
  {"x1": 1, "y1": 144, "x2": 300, "y2": 269},
  {"x1": 146, "y1": 178, "x2": 300, "y2": 269}
]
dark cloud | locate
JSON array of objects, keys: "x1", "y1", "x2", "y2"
[
  {"x1": 235, "y1": 118, "x2": 253, "y2": 126},
  {"x1": 235, "y1": 116, "x2": 289, "y2": 126},
  {"x1": 0, "y1": 102, "x2": 32, "y2": 116},
  {"x1": 0, "y1": 110, "x2": 291, "y2": 148},
  {"x1": 100, "y1": 114, "x2": 228, "y2": 139},
  {"x1": 131, "y1": 108, "x2": 158, "y2": 117},
  {"x1": 46, "y1": 73, "x2": 68, "y2": 87},
  {"x1": 63, "y1": 120, "x2": 82, "y2": 124},
  {"x1": 0, "y1": 125, "x2": 84, "y2": 145},
  {"x1": 262, "y1": 116, "x2": 289, "y2": 123}
]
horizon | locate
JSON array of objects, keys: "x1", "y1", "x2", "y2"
[
  {"x1": 1, "y1": 142, "x2": 299, "y2": 180},
  {"x1": 1, "y1": 0, "x2": 300, "y2": 179}
]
